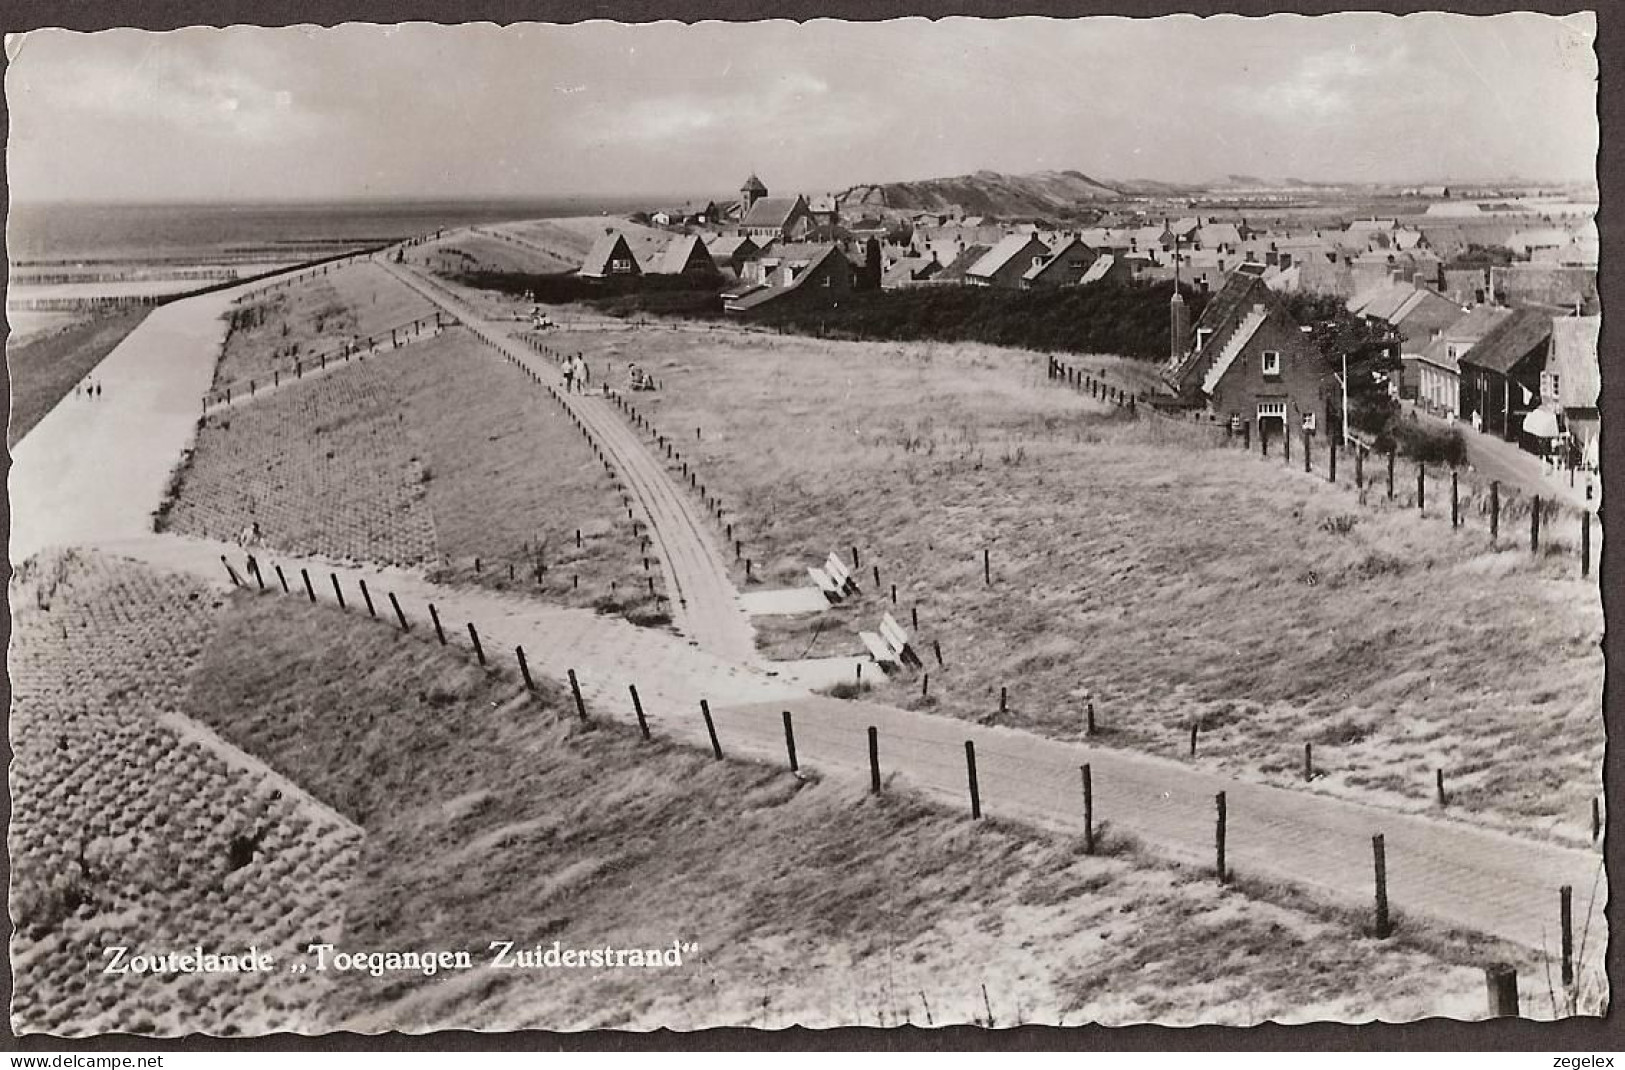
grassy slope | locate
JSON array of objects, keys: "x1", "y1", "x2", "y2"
[
  {"x1": 8, "y1": 551, "x2": 359, "y2": 1037},
  {"x1": 166, "y1": 328, "x2": 665, "y2": 621},
  {"x1": 212, "y1": 261, "x2": 436, "y2": 392},
  {"x1": 565, "y1": 328, "x2": 1604, "y2": 841},
  {"x1": 178, "y1": 589, "x2": 1500, "y2": 1029},
  {"x1": 6, "y1": 310, "x2": 151, "y2": 446}
]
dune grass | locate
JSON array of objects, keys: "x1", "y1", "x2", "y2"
[
  {"x1": 212, "y1": 261, "x2": 437, "y2": 393},
  {"x1": 564, "y1": 327, "x2": 1604, "y2": 843},
  {"x1": 165, "y1": 328, "x2": 667, "y2": 623},
  {"x1": 6, "y1": 309, "x2": 151, "y2": 446},
  {"x1": 172, "y1": 586, "x2": 1514, "y2": 1030}
]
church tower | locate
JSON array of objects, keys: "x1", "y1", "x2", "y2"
[
  {"x1": 740, "y1": 173, "x2": 768, "y2": 213},
  {"x1": 1169, "y1": 228, "x2": 1190, "y2": 363}
]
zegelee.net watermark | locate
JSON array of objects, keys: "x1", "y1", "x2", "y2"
[{"x1": 97, "y1": 939, "x2": 700, "y2": 979}]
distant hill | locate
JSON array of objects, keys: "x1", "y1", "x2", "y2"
[{"x1": 838, "y1": 169, "x2": 1125, "y2": 219}]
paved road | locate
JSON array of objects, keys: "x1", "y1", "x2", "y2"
[
  {"x1": 103, "y1": 532, "x2": 1608, "y2": 958},
  {"x1": 1402, "y1": 402, "x2": 1598, "y2": 514}
]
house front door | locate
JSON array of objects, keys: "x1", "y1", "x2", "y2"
[{"x1": 1256, "y1": 400, "x2": 1287, "y2": 445}]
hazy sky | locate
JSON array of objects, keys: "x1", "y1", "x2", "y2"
[{"x1": 5, "y1": 12, "x2": 1598, "y2": 203}]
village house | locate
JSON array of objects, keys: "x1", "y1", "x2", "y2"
[
  {"x1": 1163, "y1": 269, "x2": 1326, "y2": 441},
  {"x1": 1545, "y1": 315, "x2": 1601, "y2": 468},
  {"x1": 578, "y1": 230, "x2": 642, "y2": 280},
  {"x1": 723, "y1": 243, "x2": 852, "y2": 315},
  {"x1": 881, "y1": 254, "x2": 941, "y2": 289},
  {"x1": 1457, "y1": 307, "x2": 1554, "y2": 447},
  {"x1": 651, "y1": 233, "x2": 719, "y2": 278},
  {"x1": 705, "y1": 234, "x2": 761, "y2": 276},
  {"x1": 1020, "y1": 236, "x2": 1100, "y2": 288},
  {"x1": 1347, "y1": 281, "x2": 1467, "y2": 399},
  {"x1": 1411, "y1": 304, "x2": 1511, "y2": 422},
  {"x1": 965, "y1": 233, "x2": 1052, "y2": 288}
]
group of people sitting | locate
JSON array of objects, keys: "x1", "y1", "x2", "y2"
[{"x1": 626, "y1": 362, "x2": 656, "y2": 391}]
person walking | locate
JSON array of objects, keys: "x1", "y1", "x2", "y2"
[
  {"x1": 579, "y1": 356, "x2": 591, "y2": 393},
  {"x1": 562, "y1": 357, "x2": 575, "y2": 395}
]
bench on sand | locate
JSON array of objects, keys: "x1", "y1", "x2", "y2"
[
  {"x1": 859, "y1": 613, "x2": 920, "y2": 673},
  {"x1": 823, "y1": 552, "x2": 860, "y2": 596},
  {"x1": 808, "y1": 566, "x2": 844, "y2": 602},
  {"x1": 879, "y1": 613, "x2": 923, "y2": 669},
  {"x1": 808, "y1": 551, "x2": 861, "y2": 604}
]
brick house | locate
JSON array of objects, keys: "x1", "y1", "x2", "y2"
[
  {"x1": 1163, "y1": 270, "x2": 1327, "y2": 442},
  {"x1": 1412, "y1": 305, "x2": 1511, "y2": 421}
]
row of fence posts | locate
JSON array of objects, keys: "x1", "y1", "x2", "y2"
[
  {"x1": 1045, "y1": 356, "x2": 1141, "y2": 417},
  {"x1": 204, "y1": 310, "x2": 447, "y2": 411},
  {"x1": 222, "y1": 544, "x2": 1581, "y2": 1019},
  {"x1": 469, "y1": 328, "x2": 670, "y2": 611},
  {"x1": 1045, "y1": 357, "x2": 1593, "y2": 578}
]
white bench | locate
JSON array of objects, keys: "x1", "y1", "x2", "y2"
[
  {"x1": 824, "y1": 552, "x2": 860, "y2": 595},
  {"x1": 808, "y1": 566, "x2": 844, "y2": 602},
  {"x1": 859, "y1": 629, "x2": 901, "y2": 670},
  {"x1": 879, "y1": 613, "x2": 922, "y2": 669}
]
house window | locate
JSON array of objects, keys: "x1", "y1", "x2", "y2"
[
  {"x1": 611, "y1": 258, "x2": 632, "y2": 274},
  {"x1": 1302, "y1": 413, "x2": 1317, "y2": 432},
  {"x1": 821, "y1": 275, "x2": 832, "y2": 288},
  {"x1": 1261, "y1": 350, "x2": 1282, "y2": 377}
]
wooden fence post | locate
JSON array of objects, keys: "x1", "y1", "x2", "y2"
[
  {"x1": 1436, "y1": 768, "x2": 1447, "y2": 807},
  {"x1": 1189, "y1": 722, "x2": 1199, "y2": 757},
  {"x1": 1356, "y1": 446, "x2": 1364, "y2": 488},
  {"x1": 1485, "y1": 965, "x2": 1520, "y2": 1018},
  {"x1": 1417, "y1": 464, "x2": 1425, "y2": 510},
  {"x1": 1490, "y1": 481, "x2": 1500, "y2": 544},
  {"x1": 1242, "y1": 422, "x2": 1251, "y2": 451},
  {"x1": 568, "y1": 669, "x2": 588, "y2": 723},
  {"x1": 933, "y1": 640, "x2": 944, "y2": 667},
  {"x1": 851, "y1": 545, "x2": 860, "y2": 570},
  {"x1": 868, "y1": 726, "x2": 881, "y2": 794},
  {"x1": 466, "y1": 622, "x2": 486, "y2": 666},
  {"x1": 428, "y1": 603, "x2": 447, "y2": 645},
  {"x1": 1387, "y1": 449, "x2": 1396, "y2": 500},
  {"x1": 1284, "y1": 425, "x2": 1292, "y2": 465},
  {"x1": 300, "y1": 568, "x2": 316, "y2": 604},
  {"x1": 782, "y1": 710, "x2": 798, "y2": 772},
  {"x1": 1303, "y1": 431, "x2": 1311, "y2": 474},
  {"x1": 1215, "y1": 792, "x2": 1228, "y2": 883},
  {"x1": 220, "y1": 555, "x2": 243, "y2": 587},
  {"x1": 965, "y1": 741, "x2": 982, "y2": 819},
  {"x1": 700, "y1": 699, "x2": 722, "y2": 759},
  {"x1": 275, "y1": 565, "x2": 289, "y2": 593},
  {"x1": 1329, "y1": 442, "x2": 1337, "y2": 482},
  {"x1": 1560, "y1": 884, "x2": 1574, "y2": 988},
  {"x1": 516, "y1": 646, "x2": 534, "y2": 690},
  {"x1": 1532, "y1": 495, "x2": 1542, "y2": 554},
  {"x1": 999, "y1": 686, "x2": 1008, "y2": 714},
  {"x1": 983, "y1": 547, "x2": 991, "y2": 585},
  {"x1": 1593, "y1": 797, "x2": 1602, "y2": 842},
  {"x1": 388, "y1": 592, "x2": 408, "y2": 631},
  {"x1": 1086, "y1": 701, "x2": 1097, "y2": 737},
  {"x1": 330, "y1": 573, "x2": 346, "y2": 609},
  {"x1": 1451, "y1": 471, "x2": 1460, "y2": 527},
  {"x1": 1372, "y1": 834, "x2": 1391, "y2": 937},
  {"x1": 1304, "y1": 742, "x2": 1313, "y2": 782},
  {"x1": 630, "y1": 685, "x2": 650, "y2": 740},
  {"x1": 1081, "y1": 764, "x2": 1095, "y2": 854},
  {"x1": 1582, "y1": 512, "x2": 1592, "y2": 578},
  {"x1": 358, "y1": 579, "x2": 376, "y2": 617}
]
